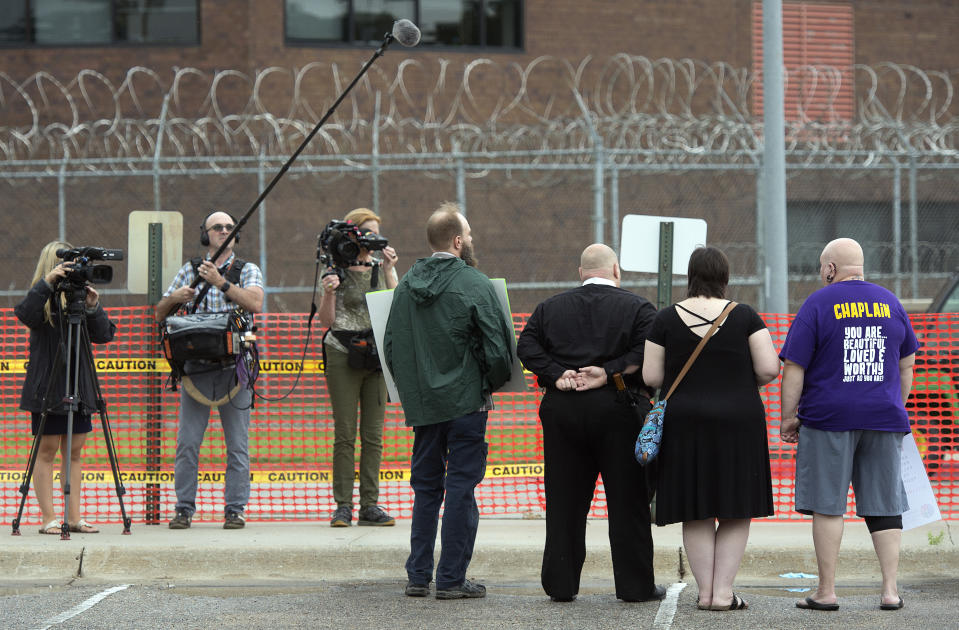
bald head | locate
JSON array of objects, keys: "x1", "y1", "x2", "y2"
[
  {"x1": 820, "y1": 237, "x2": 865, "y2": 284},
  {"x1": 579, "y1": 243, "x2": 620, "y2": 285}
]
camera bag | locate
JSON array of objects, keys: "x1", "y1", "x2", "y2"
[
  {"x1": 327, "y1": 328, "x2": 381, "y2": 371},
  {"x1": 162, "y1": 312, "x2": 238, "y2": 369}
]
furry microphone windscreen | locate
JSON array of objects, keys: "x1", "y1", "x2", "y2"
[{"x1": 392, "y1": 19, "x2": 421, "y2": 47}]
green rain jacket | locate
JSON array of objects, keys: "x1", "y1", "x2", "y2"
[{"x1": 384, "y1": 255, "x2": 514, "y2": 427}]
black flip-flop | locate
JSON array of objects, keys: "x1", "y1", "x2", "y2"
[
  {"x1": 880, "y1": 597, "x2": 904, "y2": 610},
  {"x1": 796, "y1": 596, "x2": 839, "y2": 611},
  {"x1": 710, "y1": 593, "x2": 748, "y2": 611}
]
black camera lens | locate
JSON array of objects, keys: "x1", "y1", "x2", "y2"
[
  {"x1": 335, "y1": 239, "x2": 361, "y2": 261},
  {"x1": 85, "y1": 265, "x2": 113, "y2": 284}
]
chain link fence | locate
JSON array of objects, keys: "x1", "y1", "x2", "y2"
[{"x1": 1, "y1": 156, "x2": 956, "y2": 315}]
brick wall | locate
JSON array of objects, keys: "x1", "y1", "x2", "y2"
[{"x1": 3, "y1": 1, "x2": 958, "y2": 84}]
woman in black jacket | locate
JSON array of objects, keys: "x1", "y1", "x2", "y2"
[{"x1": 15, "y1": 241, "x2": 117, "y2": 535}]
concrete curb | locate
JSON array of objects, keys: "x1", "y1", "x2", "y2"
[{"x1": 0, "y1": 520, "x2": 954, "y2": 584}]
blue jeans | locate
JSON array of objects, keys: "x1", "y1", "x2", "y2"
[
  {"x1": 174, "y1": 364, "x2": 251, "y2": 515},
  {"x1": 405, "y1": 411, "x2": 488, "y2": 589}
]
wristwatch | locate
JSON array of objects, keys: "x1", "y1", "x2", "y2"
[{"x1": 220, "y1": 280, "x2": 232, "y2": 293}]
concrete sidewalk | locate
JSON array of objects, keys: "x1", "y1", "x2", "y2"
[{"x1": 0, "y1": 519, "x2": 955, "y2": 584}]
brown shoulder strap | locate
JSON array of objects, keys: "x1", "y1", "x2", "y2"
[{"x1": 662, "y1": 301, "x2": 737, "y2": 401}]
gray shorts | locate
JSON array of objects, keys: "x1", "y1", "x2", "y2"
[{"x1": 795, "y1": 426, "x2": 909, "y2": 517}]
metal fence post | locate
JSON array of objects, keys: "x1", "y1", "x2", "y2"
[
  {"x1": 571, "y1": 90, "x2": 605, "y2": 243},
  {"x1": 58, "y1": 152, "x2": 68, "y2": 242},
  {"x1": 153, "y1": 94, "x2": 170, "y2": 212},
  {"x1": 610, "y1": 167, "x2": 620, "y2": 254},
  {"x1": 145, "y1": 224, "x2": 164, "y2": 524},
  {"x1": 756, "y1": 161, "x2": 766, "y2": 312},
  {"x1": 908, "y1": 157, "x2": 919, "y2": 298},
  {"x1": 761, "y1": 0, "x2": 789, "y2": 314},
  {"x1": 657, "y1": 222, "x2": 674, "y2": 309},
  {"x1": 592, "y1": 141, "x2": 605, "y2": 244},
  {"x1": 893, "y1": 162, "x2": 902, "y2": 296},
  {"x1": 455, "y1": 141, "x2": 466, "y2": 215}
]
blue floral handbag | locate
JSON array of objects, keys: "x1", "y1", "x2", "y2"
[
  {"x1": 635, "y1": 400, "x2": 666, "y2": 464},
  {"x1": 634, "y1": 301, "x2": 737, "y2": 466}
]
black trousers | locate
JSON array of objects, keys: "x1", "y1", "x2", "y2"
[{"x1": 539, "y1": 388, "x2": 656, "y2": 601}]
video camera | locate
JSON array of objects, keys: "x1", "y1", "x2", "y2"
[
  {"x1": 56, "y1": 246, "x2": 124, "y2": 286},
  {"x1": 317, "y1": 220, "x2": 388, "y2": 277}
]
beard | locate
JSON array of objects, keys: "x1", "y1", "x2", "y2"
[{"x1": 461, "y1": 241, "x2": 478, "y2": 268}]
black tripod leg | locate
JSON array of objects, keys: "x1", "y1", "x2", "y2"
[
  {"x1": 13, "y1": 334, "x2": 67, "y2": 536},
  {"x1": 60, "y1": 321, "x2": 82, "y2": 541},
  {"x1": 80, "y1": 326, "x2": 132, "y2": 534},
  {"x1": 60, "y1": 413, "x2": 73, "y2": 541},
  {"x1": 97, "y1": 398, "x2": 132, "y2": 534},
  {"x1": 11, "y1": 415, "x2": 49, "y2": 536}
]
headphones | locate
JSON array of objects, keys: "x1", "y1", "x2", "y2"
[{"x1": 200, "y1": 210, "x2": 240, "y2": 247}]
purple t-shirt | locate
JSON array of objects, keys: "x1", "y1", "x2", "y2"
[{"x1": 779, "y1": 280, "x2": 920, "y2": 432}]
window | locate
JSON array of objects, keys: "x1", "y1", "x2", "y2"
[
  {"x1": 752, "y1": 2, "x2": 854, "y2": 123},
  {"x1": 0, "y1": 0, "x2": 199, "y2": 46},
  {"x1": 787, "y1": 202, "x2": 959, "y2": 275},
  {"x1": 286, "y1": 0, "x2": 522, "y2": 49}
]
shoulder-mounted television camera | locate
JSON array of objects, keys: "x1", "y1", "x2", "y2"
[
  {"x1": 317, "y1": 220, "x2": 388, "y2": 278},
  {"x1": 56, "y1": 246, "x2": 124, "y2": 287}
]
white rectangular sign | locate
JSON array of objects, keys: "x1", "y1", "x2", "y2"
[
  {"x1": 900, "y1": 432, "x2": 942, "y2": 531},
  {"x1": 619, "y1": 214, "x2": 707, "y2": 275},
  {"x1": 366, "y1": 278, "x2": 527, "y2": 404}
]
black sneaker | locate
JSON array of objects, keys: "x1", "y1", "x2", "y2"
[
  {"x1": 330, "y1": 505, "x2": 352, "y2": 527},
  {"x1": 358, "y1": 505, "x2": 395, "y2": 526},
  {"x1": 223, "y1": 510, "x2": 246, "y2": 529},
  {"x1": 405, "y1": 581, "x2": 430, "y2": 597},
  {"x1": 168, "y1": 509, "x2": 192, "y2": 529},
  {"x1": 436, "y1": 579, "x2": 486, "y2": 600}
]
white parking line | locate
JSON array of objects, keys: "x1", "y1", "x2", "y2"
[
  {"x1": 652, "y1": 582, "x2": 688, "y2": 630},
  {"x1": 32, "y1": 584, "x2": 131, "y2": 630}
]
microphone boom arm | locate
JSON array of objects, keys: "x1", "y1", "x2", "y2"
[{"x1": 184, "y1": 31, "x2": 400, "y2": 314}]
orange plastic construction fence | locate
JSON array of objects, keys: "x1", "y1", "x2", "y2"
[{"x1": 0, "y1": 307, "x2": 955, "y2": 525}]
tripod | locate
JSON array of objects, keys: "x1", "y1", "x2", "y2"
[{"x1": 11, "y1": 282, "x2": 132, "y2": 539}]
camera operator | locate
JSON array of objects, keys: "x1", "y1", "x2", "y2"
[
  {"x1": 15, "y1": 241, "x2": 117, "y2": 535},
  {"x1": 155, "y1": 210, "x2": 264, "y2": 530},
  {"x1": 318, "y1": 208, "x2": 399, "y2": 527}
]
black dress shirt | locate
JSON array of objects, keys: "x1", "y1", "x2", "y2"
[{"x1": 517, "y1": 282, "x2": 657, "y2": 391}]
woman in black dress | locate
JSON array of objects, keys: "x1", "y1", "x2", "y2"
[{"x1": 642, "y1": 246, "x2": 780, "y2": 611}]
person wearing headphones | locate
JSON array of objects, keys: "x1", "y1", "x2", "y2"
[{"x1": 155, "y1": 210, "x2": 264, "y2": 530}]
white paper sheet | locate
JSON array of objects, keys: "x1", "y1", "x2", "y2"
[
  {"x1": 900, "y1": 432, "x2": 943, "y2": 531},
  {"x1": 366, "y1": 278, "x2": 527, "y2": 405}
]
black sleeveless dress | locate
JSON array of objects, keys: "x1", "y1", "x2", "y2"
[{"x1": 647, "y1": 302, "x2": 775, "y2": 525}]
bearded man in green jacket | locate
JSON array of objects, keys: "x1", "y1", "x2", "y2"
[{"x1": 385, "y1": 202, "x2": 514, "y2": 601}]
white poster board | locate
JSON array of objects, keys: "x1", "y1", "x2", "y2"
[
  {"x1": 900, "y1": 432, "x2": 943, "y2": 530},
  {"x1": 366, "y1": 290, "x2": 401, "y2": 402},
  {"x1": 127, "y1": 211, "x2": 184, "y2": 294},
  {"x1": 366, "y1": 278, "x2": 527, "y2": 404},
  {"x1": 619, "y1": 214, "x2": 707, "y2": 275}
]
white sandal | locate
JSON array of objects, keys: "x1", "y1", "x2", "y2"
[
  {"x1": 68, "y1": 519, "x2": 100, "y2": 533},
  {"x1": 38, "y1": 519, "x2": 62, "y2": 534}
]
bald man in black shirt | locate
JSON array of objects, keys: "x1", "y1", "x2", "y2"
[{"x1": 517, "y1": 243, "x2": 664, "y2": 603}]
